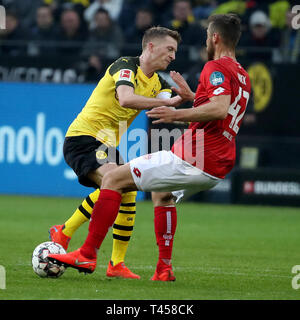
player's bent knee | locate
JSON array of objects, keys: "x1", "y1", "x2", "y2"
[
  {"x1": 152, "y1": 192, "x2": 175, "y2": 207},
  {"x1": 102, "y1": 164, "x2": 137, "y2": 192},
  {"x1": 101, "y1": 170, "x2": 120, "y2": 190}
]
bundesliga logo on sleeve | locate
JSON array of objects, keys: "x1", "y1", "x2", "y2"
[{"x1": 119, "y1": 69, "x2": 132, "y2": 81}]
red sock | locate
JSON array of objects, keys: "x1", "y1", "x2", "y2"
[
  {"x1": 154, "y1": 206, "x2": 177, "y2": 273},
  {"x1": 80, "y1": 189, "x2": 122, "y2": 259}
]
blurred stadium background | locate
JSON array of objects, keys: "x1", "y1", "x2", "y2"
[{"x1": 0, "y1": 0, "x2": 300, "y2": 205}]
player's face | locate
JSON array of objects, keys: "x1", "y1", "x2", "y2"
[
  {"x1": 151, "y1": 36, "x2": 178, "y2": 70},
  {"x1": 206, "y1": 25, "x2": 215, "y2": 61}
]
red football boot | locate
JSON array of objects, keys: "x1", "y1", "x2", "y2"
[
  {"x1": 47, "y1": 249, "x2": 96, "y2": 274},
  {"x1": 49, "y1": 224, "x2": 71, "y2": 251},
  {"x1": 106, "y1": 261, "x2": 140, "y2": 279},
  {"x1": 151, "y1": 269, "x2": 176, "y2": 281}
]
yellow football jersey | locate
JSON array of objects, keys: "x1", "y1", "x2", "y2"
[{"x1": 66, "y1": 56, "x2": 172, "y2": 146}]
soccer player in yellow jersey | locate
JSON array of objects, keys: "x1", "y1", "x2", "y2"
[{"x1": 49, "y1": 26, "x2": 182, "y2": 279}]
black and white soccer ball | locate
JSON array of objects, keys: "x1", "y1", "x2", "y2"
[{"x1": 32, "y1": 241, "x2": 66, "y2": 278}]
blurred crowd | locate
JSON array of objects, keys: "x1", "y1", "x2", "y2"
[{"x1": 0, "y1": 0, "x2": 299, "y2": 81}]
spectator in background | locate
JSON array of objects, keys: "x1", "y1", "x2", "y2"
[
  {"x1": 80, "y1": 54, "x2": 106, "y2": 83},
  {"x1": 239, "y1": 10, "x2": 280, "y2": 62},
  {"x1": 192, "y1": 0, "x2": 217, "y2": 20},
  {"x1": 212, "y1": 0, "x2": 247, "y2": 17},
  {"x1": 84, "y1": 0, "x2": 124, "y2": 29},
  {"x1": 123, "y1": 7, "x2": 154, "y2": 56},
  {"x1": 29, "y1": 5, "x2": 59, "y2": 56},
  {"x1": 125, "y1": 7, "x2": 154, "y2": 44},
  {"x1": 0, "y1": 0, "x2": 44, "y2": 29},
  {"x1": 56, "y1": 8, "x2": 87, "y2": 56},
  {"x1": 268, "y1": 0, "x2": 290, "y2": 29},
  {"x1": 280, "y1": 9, "x2": 300, "y2": 64},
  {"x1": 45, "y1": 0, "x2": 90, "y2": 34},
  {"x1": 0, "y1": 10, "x2": 29, "y2": 56},
  {"x1": 118, "y1": 0, "x2": 141, "y2": 36},
  {"x1": 185, "y1": 46, "x2": 207, "y2": 92},
  {"x1": 165, "y1": 0, "x2": 206, "y2": 59},
  {"x1": 81, "y1": 8, "x2": 124, "y2": 59},
  {"x1": 147, "y1": 0, "x2": 173, "y2": 26},
  {"x1": 168, "y1": 0, "x2": 206, "y2": 45},
  {"x1": 211, "y1": 0, "x2": 249, "y2": 30},
  {"x1": 42, "y1": 0, "x2": 91, "y2": 19}
]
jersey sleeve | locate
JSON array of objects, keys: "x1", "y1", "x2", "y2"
[
  {"x1": 202, "y1": 61, "x2": 231, "y2": 98},
  {"x1": 109, "y1": 57, "x2": 138, "y2": 89},
  {"x1": 156, "y1": 74, "x2": 172, "y2": 98}
]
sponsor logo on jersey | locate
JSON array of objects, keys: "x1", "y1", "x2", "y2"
[
  {"x1": 209, "y1": 71, "x2": 225, "y2": 86},
  {"x1": 119, "y1": 69, "x2": 132, "y2": 81},
  {"x1": 213, "y1": 87, "x2": 225, "y2": 95},
  {"x1": 133, "y1": 167, "x2": 141, "y2": 178},
  {"x1": 237, "y1": 73, "x2": 246, "y2": 85}
]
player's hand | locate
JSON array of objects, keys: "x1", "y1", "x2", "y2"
[
  {"x1": 146, "y1": 106, "x2": 177, "y2": 124},
  {"x1": 168, "y1": 95, "x2": 183, "y2": 107},
  {"x1": 170, "y1": 71, "x2": 195, "y2": 102}
]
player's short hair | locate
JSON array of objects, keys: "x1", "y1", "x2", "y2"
[
  {"x1": 142, "y1": 26, "x2": 181, "y2": 50},
  {"x1": 208, "y1": 14, "x2": 241, "y2": 49}
]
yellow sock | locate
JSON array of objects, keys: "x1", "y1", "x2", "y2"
[
  {"x1": 63, "y1": 189, "x2": 100, "y2": 237},
  {"x1": 63, "y1": 189, "x2": 137, "y2": 265},
  {"x1": 110, "y1": 191, "x2": 137, "y2": 265}
]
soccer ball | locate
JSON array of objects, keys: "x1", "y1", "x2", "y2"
[{"x1": 32, "y1": 241, "x2": 66, "y2": 278}]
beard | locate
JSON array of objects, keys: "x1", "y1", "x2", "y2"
[{"x1": 207, "y1": 40, "x2": 215, "y2": 61}]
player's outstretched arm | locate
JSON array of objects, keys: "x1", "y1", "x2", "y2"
[
  {"x1": 147, "y1": 95, "x2": 231, "y2": 124},
  {"x1": 170, "y1": 71, "x2": 195, "y2": 102},
  {"x1": 116, "y1": 85, "x2": 182, "y2": 110},
  {"x1": 146, "y1": 106, "x2": 178, "y2": 124}
]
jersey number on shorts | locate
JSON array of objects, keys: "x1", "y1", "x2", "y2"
[{"x1": 228, "y1": 86, "x2": 250, "y2": 134}]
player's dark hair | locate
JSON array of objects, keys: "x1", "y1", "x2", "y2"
[
  {"x1": 208, "y1": 14, "x2": 241, "y2": 49},
  {"x1": 142, "y1": 26, "x2": 181, "y2": 50}
]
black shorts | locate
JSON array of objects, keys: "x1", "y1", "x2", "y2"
[{"x1": 63, "y1": 135, "x2": 123, "y2": 188}]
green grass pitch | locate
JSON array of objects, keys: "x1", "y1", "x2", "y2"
[{"x1": 0, "y1": 195, "x2": 299, "y2": 300}]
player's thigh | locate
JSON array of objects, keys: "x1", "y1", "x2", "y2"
[
  {"x1": 63, "y1": 136, "x2": 123, "y2": 189},
  {"x1": 102, "y1": 163, "x2": 137, "y2": 193},
  {"x1": 87, "y1": 162, "x2": 118, "y2": 187},
  {"x1": 129, "y1": 150, "x2": 219, "y2": 192}
]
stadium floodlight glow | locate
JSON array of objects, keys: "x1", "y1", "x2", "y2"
[{"x1": 0, "y1": 5, "x2": 5, "y2": 30}]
